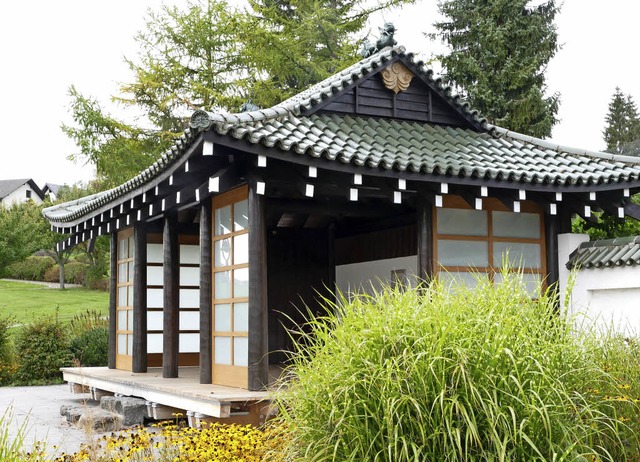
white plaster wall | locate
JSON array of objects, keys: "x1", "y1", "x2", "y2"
[
  {"x1": 1, "y1": 184, "x2": 43, "y2": 206},
  {"x1": 335, "y1": 255, "x2": 418, "y2": 299},
  {"x1": 559, "y1": 233, "x2": 640, "y2": 336}
]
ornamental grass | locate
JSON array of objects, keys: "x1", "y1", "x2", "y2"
[{"x1": 273, "y1": 270, "x2": 640, "y2": 461}]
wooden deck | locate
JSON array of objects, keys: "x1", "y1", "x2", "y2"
[{"x1": 61, "y1": 366, "x2": 278, "y2": 424}]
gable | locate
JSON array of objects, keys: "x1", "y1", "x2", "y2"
[{"x1": 312, "y1": 58, "x2": 474, "y2": 128}]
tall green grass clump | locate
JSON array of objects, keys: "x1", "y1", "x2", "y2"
[{"x1": 275, "y1": 272, "x2": 640, "y2": 461}]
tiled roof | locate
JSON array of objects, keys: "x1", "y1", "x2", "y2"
[
  {"x1": 567, "y1": 236, "x2": 640, "y2": 269},
  {"x1": 43, "y1": 44, "x2": 640, "y2": 225}
]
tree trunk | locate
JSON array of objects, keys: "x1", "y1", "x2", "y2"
[{"x1": 59, "y1": 260, "x2": 65, "y2": 290}]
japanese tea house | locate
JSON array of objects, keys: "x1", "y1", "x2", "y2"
[{"x1": 43, "y1": 45, "x2": 640, "y2": 418}]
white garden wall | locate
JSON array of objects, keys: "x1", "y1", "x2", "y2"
[{"x1": 559, "y1": 233, "x2": 640, "y2": 336}]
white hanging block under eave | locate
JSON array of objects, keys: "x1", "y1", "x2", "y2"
[
  {"x1": 435, "y1": 195, "x2": 443, "y2": 207},
  {"x1": 513, "y1": 201, "x2": 521, "y2": 213},
  {"x1": 555, "y1": 192, "x2": 563, "y2": 202},
  {"x1": 518, "y1": 190, "x2": 526, "y2": 200},
  {"x1": 398, "y1": 179, "x2": 406, "y2": 190},
  {"x1": 475, "y1": 198, "x2": 482, "y2": 210},
  {"x1": 353, "y1": 173, "x2": 362, "y2": 185},
  {"x1": 624, "y1": 188, "x2": 630, "y2": 197},
  {"x1": 619, "y1": 207, "x2": 625, "y2": 219},
  {"x1": 393, "y1": 191, "x2": 402, "y2": 204},
  {"x1": 308, "y1": 166, "x2": 317, "y2": 178},
  {"x1": 258, "y1": 155, "x2": 267, "y2": 167},
  {"x1": 305, "y1": 184, "x2": 314, "y2": 197},
  {"x1": 349, "y1": 188, "x2": 358, "y2": 201},
  {"x1": 589, "y1": 191, "x2": 596, "y2": 201},
  {"x1": 584, "y1": 205, "x2": 591, "y2": 218},
  {"x1": 203, "y1": 140, "x2": 214, "y2": 156},
  {"x1": 209, "y1": 177, "x2": 220, "y2": 193},
  {"x1": 549, "y1": 203, "x2": 557, "y2": 216},
  {"x1": 440, "y1": 183, "x2": 448, "y2": 194},
  {"x1": 256, "y1": 181, "x2": 266, "y2": 195},
  {"x1": 480, "y1": 186, "x2": 488, "y2": 197}
]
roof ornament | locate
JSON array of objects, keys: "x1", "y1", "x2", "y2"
[
  {"x1": 190, "y1": 109, "x2": 212, "y2": 131},
  {"x1": 360, "y1": 22, "x2": 397, "y2": 58},
  {"x1": 240, "y1": 99, "x2": 260, "y2": 112}
]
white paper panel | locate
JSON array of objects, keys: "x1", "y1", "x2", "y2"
[
  {"x1": 179, "y1": 311, "x2": 199, "y2": 331},
  {"x1": 117, "y1": 334, "x2": 127, "y2": 355},
  {"x1": 127, "y1": 310, "x2": 133, "y2": 332},
  {"x1": 437, "y1": 208, "x2": 488, "y2": 236},
  {"x1": 127, "y1": 262, "x2": 134, "y2": 283},
  {"x1": 438, "y1": 271, "x2": 488, "y2": 291},
  {"x1": 492, "y1": 211, "x2": 540, "y2": 239},
  {"x1": 147, "y1": 266, "x2": 163, "y2": 286},
  {"x1": 127, "y1": 334, "x2": 133, "y2": 356},
  {"x1": 117, "y1": 310, "x2": 127, "y2": 330},
  {"x1": 147, "y1": 243, "x2": 163, "y2": 264},
  {"x1": 179, "y1": 333, "x2": 200, "y2": 353},
  {"x1": 147, "y1": 288, "x2": 164, "y2": 308},
  {"x1": 179, "y1": 289, "x2": 200, "y2": 308},
  {"x1": 437, "y1": 240, "x2": 489, "y2": 267},
  {"x1": 147, "y1": 311, "x2": 163, "y2": 331},
  {"x1": 214, "y1": 337, "x2": 232, "y2": 365},
  {"x1": 214, "y1": 304, "x2": 231, "y2": 332},
  {"x1": 118, "y1": 239, "x2": 128, "y2": 260},
  {"x1": 118, "y1": 287, "x2": 127, "y2": 307},
  {"x1": 118, "y1": 263, "x2": 127, "y2": 283},
  {"x1": 180, "y1": 267, "x2": 200, "y2": 286},
  {"x1": 234, "y1": 234, "x2": 249, "y2": 265},
  {"x1": 233, "y1": 268, "x2": 249, "y2": 298},
  {"x1": 180, "y1": 245, "x2": 199, "y2": 264},
  {"x1": 147, "y1": 333, "x2": 163, "y2": 354},
  {"x1": 234, "y1": 303, "x2": 248, "y2": 332},
  {"x1": 214, "y1": 271, "x2": 231, "y2": 299},
  {"x1": 127, "y1": 285, "x2": 134, "y2": 306},
  {"x1": 234, "y1": 337, "x2": 248, "y2": 367}
]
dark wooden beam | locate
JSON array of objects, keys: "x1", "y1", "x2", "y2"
[
  {"x1": 132, "y1": 222, "x2": 148, "y2": 373},
  {"x1": 199, "y1": 198, "x2": 213, "y2": 384},
  {"x1": 624, "y1": 202, "x2": 640, "y2": 221},
  {"x1": 248, "y1": 184, "x2": 269, "y2": 391},
  {"x1": 545, "y1": 213, "x2": 559, "y2": 296},
  {"x1": 163, "y1": 210, "x2": 180, "y2": 378},
  {"x1": 108, "y1": 233, "x2": 117, "y2": 369},
  {"x1": 417, "y1": 195, "x2": 434, "y2": 282}
]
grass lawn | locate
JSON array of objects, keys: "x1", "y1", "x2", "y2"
[{"x1": 0, "y1": 280, "x2": 108, "y2": 327}]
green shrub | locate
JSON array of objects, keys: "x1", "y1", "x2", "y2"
[
  {"x1": 5, "y1": 256, "x2": 55, "y2": 281},
  {"x1": 43, "y1": 261, "x2": 88, "y2": 285},
  {"x1": 14, "y1": 314, "x2": 71, "y2": 385},
  {"x1": 68, "y1": 309, "x2": 108, "y2": 338},
  {"x1": 69, "y1": 327, "x2": 108, "y2": 367},
  {"x1": 0, "y1": 317, "x2": 16, "y2": 386},
  {"x1": 275, "y1": 272, "x2": 640, "y2": 461}
]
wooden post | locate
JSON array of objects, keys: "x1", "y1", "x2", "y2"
[
  {"x1": 417, "y1": 195, "x2": 434, "y2": 283},
  {"x1": 199, "y1": 197, "x2": 213, "y2": 384},
  {"x1": 545, "y1": 212, "x2": 560, "y2": 294},
  {"x1": 108, "y1": 233, "x2": 117, "y2": 369},
  {"x1": 132, "y1": 222, "x2": 148, "y2": 373},
  {"x1": 163, "y1": 211, "x2": 180, "y2": 378},
  {"x1": 248, "y1": 186, "x2": 269, "y2": 391}
]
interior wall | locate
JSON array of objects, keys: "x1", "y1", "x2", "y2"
[{"x1": 335, "y1": 255, "x2": 419, "y2": 298}]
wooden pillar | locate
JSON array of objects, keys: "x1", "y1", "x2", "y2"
[
  {"x1": 417, "y1": 195, "x2": 434, "y2": 283},
  {"x1": 132, "y1": 222, "x2": 148, "y2": 373},
  {"x1": 545, "y1": 212, "x2": 560, "y2": 293},
  {"x1": 108, "y1": 233, "x2": 117, "y2": 369},
  {"x1": 163, "y1": 211, "x2": 179, "y2": 378},
  {"x1": 199, "y1": 198, "x2": 213, "y2": 384},
  {"x1": 248, "y1": 186, "x2": 269, "y2": 391}
]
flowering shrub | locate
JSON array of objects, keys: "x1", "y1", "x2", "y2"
[{"x1": 54, "y1": 421, "x2": 287, "y2": 461}]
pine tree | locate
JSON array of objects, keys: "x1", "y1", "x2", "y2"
[
  {"x1": 432, "y1": 0, "x2": 560, "y2": 138},
  {"x1": 603, "y1": 87, "x2": 640, "y2": 153}
]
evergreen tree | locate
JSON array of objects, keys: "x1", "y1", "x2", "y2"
[
  {"x1": 603, "y1": 87, "x2": 640, "y2": 153},
  {"x1": 431, "y1": 0, "x2": 560, "y2": 138}
]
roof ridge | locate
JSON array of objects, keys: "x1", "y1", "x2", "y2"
[{"x1": 490, "y1": 125, "x2": 640, "y2": 165}]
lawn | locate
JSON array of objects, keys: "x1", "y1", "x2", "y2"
[{"x1": 0, "y1": 280, "x2": 108, "y2": 326}]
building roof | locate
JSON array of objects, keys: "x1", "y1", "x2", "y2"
[
  {"x1": 0, "y1": 178, "x2": 43, "y2": 200},
  {"x1": 567, "y1": 236, "x2": 640, "y2": 269},
  {"x1": 43, "y1": 45, "x2": 640, "y2": 226}
]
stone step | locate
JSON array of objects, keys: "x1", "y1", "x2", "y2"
[{"x1": 100, "y1": 395, "x2": 148, "y2": 426}]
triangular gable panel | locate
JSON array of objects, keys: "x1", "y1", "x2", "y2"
[{"x1": 314, "y1": 58, "x2": 472, "y2": 128}]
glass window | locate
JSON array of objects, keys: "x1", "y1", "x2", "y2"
[
  {"x1": 117, "y1": 310, "x2": 127, "y2": 330},
  {"x1": 147, "y1": 243, "x2": 163, "y2": 264},
  {"x1": 493, "y1": 242, "x2": 541, "y2": 269},
  {"x1": 437, "y1": 240, "x2": 489, "y2": 267},
  {"x1": 233, "y1": 234, "x2": 249, "y2": 265},
  {"x1": 438, "y1": 271, "x2": 487, "y2": 290},
  {"x1": 180, "y1": 245, "x2": 200, "y2": 265},
  {"x1": 233, "y1": 268, "x2": 249, "y2": 298},
  {"x1": 118, "y1": 239, "x2": 128, "y2": 260},
  {"x1": 234, "y1": 337, "x2": 248, "y2": 367},
  {"x1": 117, "y1": 335, "x2": 127, "y2": 355},
  {"x1": 492, "y1": 211, "x2": 540, "y2": 239},
  {"x1": 233, "y1": 302, "x2": 249, "y2": 332},
  {"x1": 214, "y1": 271, "x2": 231, "y2": 299},
  {"x1": 437, "y1": 208, "x2": 488, "y2": 236},
  {"x1": 118, "y1": 263, "x2": 128, "y2": 283},
  {"x1": 214, "y1": 238, "x2": 232, "y2": 267},
  {"x1": 234, "y1": 200, "x2": 249, "y2": 231},
  {"x1": 215, "y1": 205, "x2": 232, "y2": 236},
  {"x1": 117, "y1": 287, "x2": 127, "y2": 307}
]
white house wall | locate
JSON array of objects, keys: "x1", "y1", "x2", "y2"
[
  {"x1": 335, "y1": 255, "x2": 418, "y2": 299},
  {"x1": 559, "y1": 233, "x2": 640, "y2": 337},
  {"x1": 1, "y1": 184, "x2": 43, "y2": 206}
]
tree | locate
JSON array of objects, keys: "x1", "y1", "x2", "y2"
[
  {"x1": 63, "y1": 0, "x2": 413, "y2": 187},
  {"x1": 431, "y1": 0, "x2": 560, "y2": 138},
  {"x1": 602, "y1": 87, "x2": 640, "y2": 153}
]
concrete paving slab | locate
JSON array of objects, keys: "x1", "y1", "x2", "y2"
[{"x1": 0, "y1": 383, "x2": 111, "y2": 459}]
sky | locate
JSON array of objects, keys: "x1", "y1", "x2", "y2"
[{"x1": 1, "y1": 1, "x2": 639, "y2": 188}]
